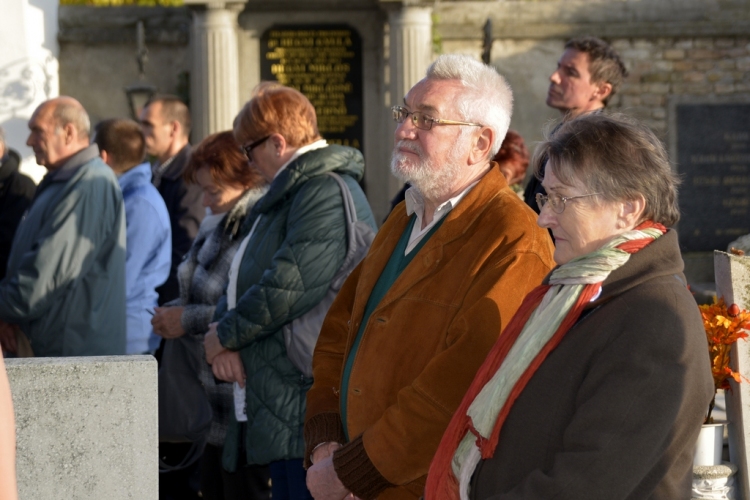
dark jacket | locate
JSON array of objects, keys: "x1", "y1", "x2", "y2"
[
  {"x1": 152, "y1": 145, "x2": 204, "y2": 304},
  {"x1": 469, "y1": 230, "x2": 714, "y2": 500},
  {"x1": 0, "y1": 149, "x2": 35, "y2": 281},
  {"x1": 0, "y1": 145, "x2": 127, "y2": 356},
  {"x1": 216, "y1": 145, "x2": 376, "y2": 470}
]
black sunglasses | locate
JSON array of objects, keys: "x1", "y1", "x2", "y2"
[{"x1": 242, "y1": 135, "x2": 270, "y2": 161}]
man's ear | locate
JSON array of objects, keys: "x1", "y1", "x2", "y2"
[
  {"x1": 592, "y1": 82, "x2": 613, "y2": 104},
  {"x1": 469, "y1": 127, "x2": 494, "y2": 165},
  {"x1": 169, "y1": 120, "x2": 180, "y2": 139},
  {"x1": 100, "y1": 149, "x2": 109, "y2": 164},
  {"x1": 63, "y1": 122, "x2": 77, "y2": 145}
]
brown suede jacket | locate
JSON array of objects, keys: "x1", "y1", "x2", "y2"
[{"x1": 305, "y1": 165, "x2": 556, "y2": 499}]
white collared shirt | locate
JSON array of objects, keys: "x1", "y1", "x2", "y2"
[
  {"x1": 403, "y1": 182, "x2": 478, "y2": 255},
  {"x1": 273, "y1": 139, "x2": 328, "y2": 180}
]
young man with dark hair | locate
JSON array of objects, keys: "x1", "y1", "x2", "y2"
[
  {"x1": 96, "y1": 118, "x2": 171, "y2": 354},
  {"x1": 525, "y1": 36, "x2": 629, "y2": 213},
  {"x1": 139, "y1": 94, "x2": 203, "y2": 304}
]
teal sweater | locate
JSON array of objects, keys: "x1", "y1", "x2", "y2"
[{"x1": 340, "y1": 215, "x2": 445, "y2": 438}]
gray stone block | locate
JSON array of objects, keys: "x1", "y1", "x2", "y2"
[
  {"x1": 715, "y1": 251, "x2": 750, "y2": 500},
  {"x1": 5, "y1": 356, "x2": 157, "y2": 500}
]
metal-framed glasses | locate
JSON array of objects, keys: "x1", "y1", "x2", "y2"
[
  {"x1": 536, "y1": 192, "x2": 601, "y2": 214},
  {"x1": 242, "y1": 135, "x2": 270, "y2": 161},
  {"x1": 391, "y1": 105, "x2": 482, "y2": 131}
]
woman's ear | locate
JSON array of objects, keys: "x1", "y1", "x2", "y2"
[
  {"x1": 620, "y1": 194, "x2": 647, "y2": 228},
  {"x1": 270, "y1": 133, "x2": 287, "y2": 157}
]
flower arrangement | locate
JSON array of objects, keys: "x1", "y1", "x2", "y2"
[{"x1": 699, "y1": 297, "x2": 750, "y2": 423}]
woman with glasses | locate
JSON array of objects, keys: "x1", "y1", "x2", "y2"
[
  {"x1": 203, "y1": 82, "x2": 376, "y2": 500},
  {"x1": 426, "y1": 113, "x2": 714, "y2": 500},
  {"x1": 152, "y1": 131, "x2": 270, "y2": 500}
]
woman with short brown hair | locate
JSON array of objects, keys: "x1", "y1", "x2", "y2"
[{"x1": 428, "y1": 113, "x2": 713, "y2": 500}]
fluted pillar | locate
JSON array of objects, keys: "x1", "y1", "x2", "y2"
[
  {"x1": 190, "y1": 2, "x2": 243, "y2": 141},
  {"x1": 387, "y1": 5, "x2": 432, "y2": 107}
]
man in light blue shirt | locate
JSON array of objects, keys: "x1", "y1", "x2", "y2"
[{"x1": 95, "y1": 119, "x2": 171, "y2": 354}]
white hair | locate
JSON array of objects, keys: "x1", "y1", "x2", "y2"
[{"x1": 425, "y1": 54, "x2": 513, "y2": 158}]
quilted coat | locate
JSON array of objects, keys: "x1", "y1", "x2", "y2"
[{"x1": 216, "y1": 144, "x2": 376, "y2": 471}]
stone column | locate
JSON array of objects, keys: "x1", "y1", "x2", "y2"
[
  {"x1": 383, "y1": 3, "x2": 432, "y2": 200},
  {"x1": 190, "y1": 1, "x2": 244, "y2": 142},
  {"x1": 387, "y1": 4, "x2": 432, "y2": 108},
  {"x1": 715, "y1": 250, "x2": 750, "y2": 500}
]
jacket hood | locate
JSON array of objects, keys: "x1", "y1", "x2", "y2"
[
  {"x1": 0, "y1": 148, "x2": 23, "y2": 182},
  {"x1": 254, "y1": 145, "x2": 364, "y2": 214}
]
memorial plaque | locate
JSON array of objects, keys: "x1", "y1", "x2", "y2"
[
  {"x1": 677, "y1": 103, "x2": 750, "y2": 252},
  {"x1": 261, "y1": 25, "x2": 364, "y2": 152}
]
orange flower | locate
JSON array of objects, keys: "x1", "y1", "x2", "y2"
[{"x1": 699, "y1": 297, "x2": 750, "y2": 393}]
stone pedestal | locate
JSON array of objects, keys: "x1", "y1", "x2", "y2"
[
  {"x1": 693, "y1": 462, "x2": 738, "y2": 500},
  {"x1": 715, "y1": 250, "x2": 750, "y2": 500},
  {"x1": 189, "y1": 1, "x2": 244, "y2": 142},
  {"x1": 6, "y1": 356, "x2": 157, "y2": 500}
]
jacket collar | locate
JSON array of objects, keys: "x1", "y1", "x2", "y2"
[
  {"x1": 158, "y1": 144, "x2": 191, "y2": 181},
  {"x1": 593, "y1": 229, "x2": 685, "y2": 307},
  {"x1": 539, "y1": 228, "x2": 685, "y2": 309},
  {"x1": 45, "y1": 144, "x2": 100, "y2": 183},
  {"x1": 117, "y1": 162, "x2": 152, "y2": 191},
  {"x1": 252, "y1": 144, "x2": 365, "y2": 215},
  {"x1": 355, "y1": 164, "x2": 511, "y2": 311}
]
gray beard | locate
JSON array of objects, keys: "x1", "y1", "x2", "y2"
[{"x1": 390, "y1": 140, "x2": 463, "y2": 202}]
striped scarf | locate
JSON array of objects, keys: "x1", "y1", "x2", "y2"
[{"x1": 425, "y1": 221, "x2": 666, "y2": 500}]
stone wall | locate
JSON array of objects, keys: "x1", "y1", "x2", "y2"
[
  {"x1": 436, "y1": 0, "x2": 750, "y2": 147},
  {"x1": 58, "y1": 6, "x2": 190, "y2": 125},
  {"x1": 612, "y1": 36, "x2": 750, "y2": 139},
  {"x1": 6, "y1": 356, "x2": 157, "y2": 500}
]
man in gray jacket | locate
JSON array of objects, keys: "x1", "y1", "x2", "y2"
[{"x1": 0, "y1": 97, "x2": 127, "y2": 357}]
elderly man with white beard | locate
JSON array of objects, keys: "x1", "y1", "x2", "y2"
[{"x1": 303, "y1": 54, "x2": 555, "y2": 500}]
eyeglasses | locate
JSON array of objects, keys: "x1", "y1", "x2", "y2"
[
  {"x1": 242, "y1": 135, "x2": 270, "y2": 161},
  {"x1": 391, "y1": 105, "x2": 483, "y2": 131},
  {"x1": 536, "y1": 192, "x2": 601, "y2": 214}
]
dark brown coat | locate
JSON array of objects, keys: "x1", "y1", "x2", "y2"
[{"x1": 469, "y1": 229, "x2": 714, "y2": 500}]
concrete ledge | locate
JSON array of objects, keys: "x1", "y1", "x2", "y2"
[{"x1": 6, "y1": 356, "x2": 157, "y2": 500}]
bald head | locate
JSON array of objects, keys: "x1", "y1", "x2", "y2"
[{"x1": 27, "y1": 97, "x2": 92, "y2": 170}]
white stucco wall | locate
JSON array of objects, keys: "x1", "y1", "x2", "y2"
[{"x1": 0, "y1": 0, "x2": 60, "y2": 183}]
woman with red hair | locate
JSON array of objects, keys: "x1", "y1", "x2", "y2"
[
  {"x1": 152, "y1": 131, "x2": 269, "y2": 500},
  {"x1": 203, "y1": 83, "x2": 376, "y2": 500}
]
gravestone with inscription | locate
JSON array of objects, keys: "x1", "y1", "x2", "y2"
[
  {"x1": 677, "y1": 103, "x2": 750, "y2": 252},
  {"x1": 261, "y1": 25, "x2": 364, "y2": 152}
]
